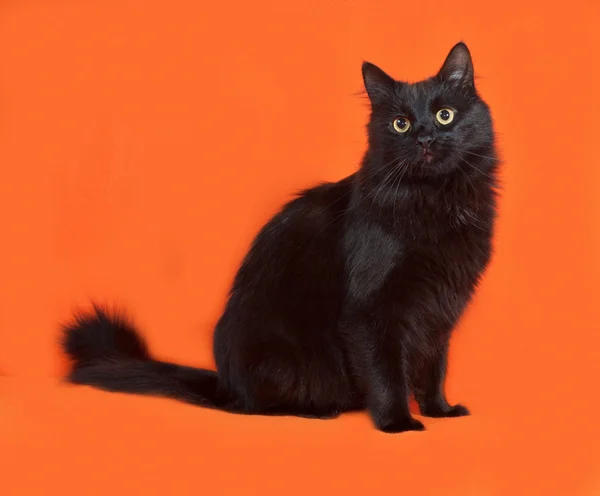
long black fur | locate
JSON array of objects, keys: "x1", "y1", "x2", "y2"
[
  {"x1": 63, "y1": 306, "x2": 231, "y2": 409},
  {"x1": 62, "y1": 42, "x2": 498, "y2": 433}
]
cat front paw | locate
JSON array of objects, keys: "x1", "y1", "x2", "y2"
[
  {"x1": 421, "y1": 403, "x2": 470, "y2": 418},
  {"x1": 376, "y1": 416, "x2": 425, "y2": 434}
]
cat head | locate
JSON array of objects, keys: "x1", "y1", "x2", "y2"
[{"x1": 362, "y1": 42, "x2": 495, "y2": 181}]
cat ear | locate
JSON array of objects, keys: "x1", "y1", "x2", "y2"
[
  {"x1": 437, "y1": 42, "x2": 474, "y2": 85},
  {"x1": 362, "y1": 62, "x2": 396, "y2": 104}
]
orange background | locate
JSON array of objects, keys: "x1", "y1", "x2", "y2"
[{"x1": 1, "y1": 0, "x2": 599, "y2": 494}]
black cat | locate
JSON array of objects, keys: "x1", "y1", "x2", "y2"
[{"x1": 62, "y1": 42, "x2": 498, "y2": 433}]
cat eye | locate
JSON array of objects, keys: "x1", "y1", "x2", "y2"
[
  {"x1": 436, "y1": 108, "x2": 455, "y2": 125},
  {"x1": 392, "y1": 117, "x2": 411, "y2": 133}
]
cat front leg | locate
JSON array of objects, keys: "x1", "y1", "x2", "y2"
[
  {"x1": 413, "y1": 332, "x2": 470, "y2": 418},
  {"x1": 342, "y1": 225, "x2": 424, "y2": 432},
  {"x1": 367, "y1": 340, "x2": 426, "y2": 433},
  {"x1": 341, "y1": 305, "x2": 424, "y2": 433}
]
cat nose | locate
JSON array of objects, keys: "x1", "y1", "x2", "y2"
[{"x1": 416, "y1": 136, "x2": 434, "y2": 147}]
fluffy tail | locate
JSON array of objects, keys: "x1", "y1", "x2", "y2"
[{"x1": 61, "y1": 306, "x2": 233, "y2": 410}]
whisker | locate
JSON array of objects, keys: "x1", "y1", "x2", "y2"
[
  {"x1": 390, "y1": 161, "x2": 410, "y2": 226},
  {"x1": 307, "y1": 153, "x2": 408, "y2": 220},
  {"x1": 461, "y1": 157, "x2": 495, "y2": 180},
  {"x1": 371, "y1": 157, "x2": 406, "y2": 206},
  {"x1": 367, "y1": 156, "x2": 406, "y2": 219},
  {"x1": 378, "y1": 159, "x2": 409, "y2": 225},
  {"x1": 463, "y1": 150, "x2": 498, "y2": 161},
  {"x1": 302, "y1": 157, "x2": 407, "y2": 249}
]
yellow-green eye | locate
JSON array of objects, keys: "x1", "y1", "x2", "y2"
[
  {"x1": 392, "y1": 117, "x2": 411, "y2": 133},
  {"x1": 436, "y1": 108, "x2": 455, "y2": 125}
]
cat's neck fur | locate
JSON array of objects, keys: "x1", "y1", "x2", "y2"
[{"x1": 351, "y1": 150, "x2": 497, "y2": 238}]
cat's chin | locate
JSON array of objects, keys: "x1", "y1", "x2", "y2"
[{"x1": 416, "y1": 157, "x2": 449, "y2": 172}]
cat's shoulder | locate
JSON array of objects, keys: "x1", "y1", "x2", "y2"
[
  {"x1": 293, "y1": 173, "x2": 355, "y2": 208},
  {"x1": 276, "y1": 173, "x2": 356, "y2": 226}
]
